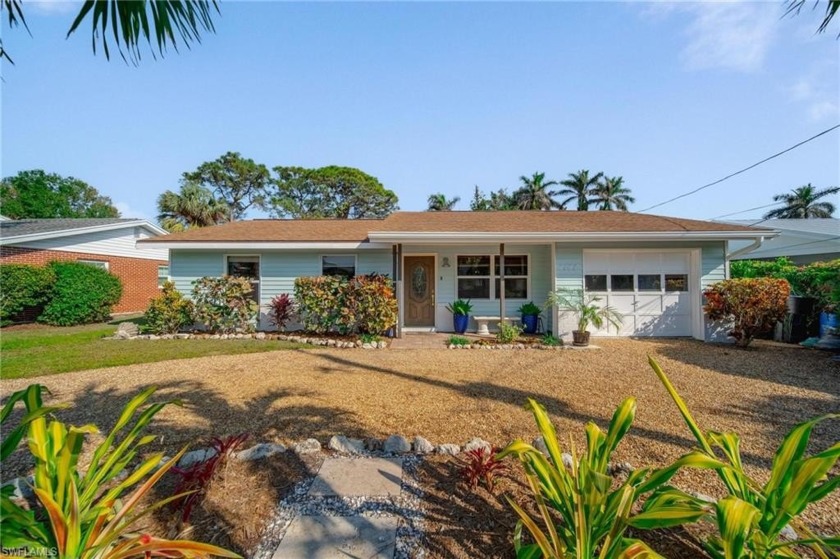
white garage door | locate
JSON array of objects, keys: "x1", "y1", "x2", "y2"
[{"x1": 583, "y1": 251, "x2": 693, "y2": 337}]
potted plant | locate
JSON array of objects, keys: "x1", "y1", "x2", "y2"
[
  {"x1": 517, "y1": 301, "x2": 541, "y2": 334},
  {"x1": 446, "y1": 299, "x2": 473, "y2": 334},
  {"x1": 548, "y1": 289, "x2": 623, "y2": 346}
]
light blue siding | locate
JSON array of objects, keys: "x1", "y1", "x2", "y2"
[
  {"x1": 358, "y1": 250, "x2": 394, "y2": 276},
  {"x1": 169, "y1": 251, "x2": 223, "y2": 294},
  {"x1": 701, "y1": 243, "x2": 727, "y2": 288}
]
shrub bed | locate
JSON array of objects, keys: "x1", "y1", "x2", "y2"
[
  {"x1": 191, "y1": 276, "x2": 259, "y2": 334},
  {"x1": 294, "y1": 273, "x2": 397, "y2": 335},
  {"x1": 38, "y1": 261, "x2": 122, "y2": 326},
  {"x1": 0, "y1": 264, "x2": 55, "y2": 324},
  {"x1": 143, "y1": 281, "x2": 194, "y2": 334},
  {"x1": 704, "y1": 277, "x2": 790, "y2": 347}
]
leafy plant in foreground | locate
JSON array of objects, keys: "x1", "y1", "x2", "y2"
[
  {"x1": 0, "y1": 384, "x2": 239, "y2": 558},
  {"x1": 498, "y1": 397, "x2": 724, "y2": 558},
  {"x1": 460, "y1": 446, "x2": 508, "y2": 492},
  {"x1": 170, "y1": 434, "x2": 250, "y2": 523},
  {"x1": 649, "y1": 357, "x2": 840, "y2": 559}
]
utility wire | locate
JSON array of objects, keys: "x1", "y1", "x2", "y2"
[
  {"x1": 710, "y1": 201, "x2": 784, "y2": 220},
  {"x1": 638, "y1": 124, "x2": 840, "y2": 213}
]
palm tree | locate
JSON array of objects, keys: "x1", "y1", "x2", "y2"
[
  {"x1": 512, "y1": 172, "x2": 560, "y2": 210},
  {"x1": 763, "y1": 184, "x2": 839, "y2": 219},
  {"x1": 591, "y1": 176, "x2": 636, "y2": 211},
  {"x1": 556, "y1": 170, "x2": 604, "y2": 211},
  {"x1": 427, "y1": 193, "x2": 461, "y2": 211},
  {"x1": 157, "y1": 182, "x2": 230, "y2": 232}
]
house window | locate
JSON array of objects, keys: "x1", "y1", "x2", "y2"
[
  {"x1": 227, "y1": 256, "x2": 260, "y2": 302},
  {"x1": 494, "y1": 255, "x2": 528, "y2": 299},
  {"x1": 665, "y1": 274, "x2": 688, "y2": 292},
  {"x1": 322, "y1": 255, "x2": 356, "y2": 278},
  {"x1": 585, "y1": 274, "x2": 607, "y2": 291},
  {"x1": 610, "y1": 274, "x2": 635, "y2": 291},
  {"x1": 78, "y1": 259, "x2": 108, "y2": 271},
  {"x1": 157, "y1": 265, "x2": 170, "y2": 288},
  {"x1": 638, "y1": 274, "x2": 662, "y2": 292},
  {"x1": 456, "y1": 254, "x2": 529, "y2": 300},
  {"x1": 457, "y1": 256, "x2": 491, "y2": 299}
]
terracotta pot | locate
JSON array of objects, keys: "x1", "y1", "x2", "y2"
[{"x1": 572, "y1": 330, "x2": 590, "y2": 347}]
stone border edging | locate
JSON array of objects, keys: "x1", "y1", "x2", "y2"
[{"x1": 108, "y1": 331, "x2": 389, "y2": 349}]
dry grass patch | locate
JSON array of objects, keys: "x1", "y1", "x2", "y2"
[{"x1": 3, "y1": 338, "x2": 838, "y2": 542}]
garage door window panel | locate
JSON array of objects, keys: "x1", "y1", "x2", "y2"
[
  {"x1": 665, "y1": 274, "x2": 688, "y2": 291},
  {"x1": 610, "y1": 274, "x2": 635, "y2": 292},
  {"x1": 585, "y1": 274, "x2": 607, "y2": 291},
  {"x1": 638, "y1": 274, "x2": 662, "y2": 291}
]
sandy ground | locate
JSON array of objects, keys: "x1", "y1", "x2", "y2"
[{"x1": 3, "y1": 338, "x2": 839, "y2": 539}]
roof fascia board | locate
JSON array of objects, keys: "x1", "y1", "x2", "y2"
[
  {"x1": 139, "y1": 241, "x2": 391, "y2": 250},
  {"x1": 367, "y1": 231, "x2": 777, "y2": 243},
  {"x1": 0, "y1": 220, "x2": 166, "y2": 245}
]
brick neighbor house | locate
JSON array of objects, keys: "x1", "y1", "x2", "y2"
[{"x1": 0, "y1": 218, "x2": 169, "y2": 314}]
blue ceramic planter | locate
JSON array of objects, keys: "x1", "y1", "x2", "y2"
[
  {"x1": 453, "y1": 314, "x2": 469, "y2": 334},
  {"x1": 521, "y1": 314, "x2": 539, "y2": 334},
  {"x1": 820, "y1": 311, "x2": 839, "y2": 337}
]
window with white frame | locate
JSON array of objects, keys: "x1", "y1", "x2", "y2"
[
  {"x1": 227, "y1": 255, "x2": 260, "y2": 302},
  {"x1": 78, "y1": 259, "x2": 108, "y2": 271},
  {"x1": 157, "y1": 265, "x2": 170, "y2": 288},
  {"x1": 322, "y1": 255, "x2": 356, "y2": 278},
  {"x1": 456, "y1": 254, "x2": 528, "y2": 300}
]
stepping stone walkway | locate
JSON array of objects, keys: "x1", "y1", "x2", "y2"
[{"x1": 255, "y1": 456, "x2": 424, "y2": 559}]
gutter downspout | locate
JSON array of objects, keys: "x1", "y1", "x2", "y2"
[{"x1": 726, "y1": 236, "x2": 766, "y2": 261}]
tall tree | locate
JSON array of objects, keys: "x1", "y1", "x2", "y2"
[
  {"x1": 427, "y1": 193, "x2": 461, "y2": 211},
  {"x1": 556, "y1": 170, "x2": 604, "y2": 211},
  {"x1": 470, "y1": 186, "x2": 517, "y2": 211},
  {"x1": 0, "y1": 170, "x2": 119, "y2": 219},
  {"x1": 183, "y1": 152, "x2": 270, "y2": 220},
  {"x1": 1, "y1": 0, "x2": 219, "y2": 65},
  {"x1": 785, "y1": 0, "x2": 839, "y2": 35},
  {"x1": 763, "y1": 184, "x2": 839, "y2": 219},
  {"x1": 268, "y1": 166, "x2": 398, "y2": 219},
  {"x1": 591, "y1": 176, "x2": 635, "y2": 211},
  {"x1": 156, "y1": 182, "x2": 230, "y2": 232},
  {"x1": 512, "y1": 172, "x2": 560, "y2": 210}
]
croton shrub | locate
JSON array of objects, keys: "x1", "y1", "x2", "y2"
[
  {"x1": 191, "y1": 275, "x2": 259, "y2": 334},
  {"x1": 294, "y1": 273, "x2": 397, "y2": 335},
  {"x1": 704, "y1": 278, "x2": 790, "y2": 347},
  {"x1": 143, "y1": 280, "x2": 194, "y2": 334}
]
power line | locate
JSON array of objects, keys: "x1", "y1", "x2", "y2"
[
  {"x1": 638, "y1": 124, "x2": 840, "y2": 213},
  {"x1": 711, "y1": 201, "x2": 784, "y2": 219}
]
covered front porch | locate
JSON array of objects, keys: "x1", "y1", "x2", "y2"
[{"x1": 387, "y1": 242, "x2": 555, "y2": 337}]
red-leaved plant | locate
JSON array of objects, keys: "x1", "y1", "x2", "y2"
[
  {"x1": 460, "y1": 446, "x2": 509, "y2": 492},
  {"x1": 170, "y1": 434, "x2": 250, "y2": 523},
  {"x1": 266, "y1": 293, "x2": 294, "y2": 331},
  {"x1": 703, "y1": 278, "x2": 790, "y2": 347}
]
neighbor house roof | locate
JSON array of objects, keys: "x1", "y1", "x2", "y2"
[
  {"x1": 722, "y1": 218, "x2": 838, "y2": 237},
  {"x1": 722, "y1": 218, "x2": 839, "y2": 261},
  {"x1": 140, "y1": 211, "x2": 771, "y2": 249},
  {"x1": 0, "y1": 218, "x2": 167, "y2": 245}
]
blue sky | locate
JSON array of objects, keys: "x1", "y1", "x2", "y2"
[{"x1": 2, "y1": 1, "x2": 839, "y2": 223}]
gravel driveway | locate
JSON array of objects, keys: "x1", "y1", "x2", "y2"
[{"x1": 3, "y1": 338, "x2": 838, "y2": 532}]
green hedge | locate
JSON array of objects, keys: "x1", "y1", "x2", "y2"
[
  {"x1": 38, "y1": 261, "x2": 122, "y2": 326},
  {"x1": 0, "y1": 264, "x2": 56, "y2": 324},
  {"x1": 730, "y1": 257, "x2": 840, "y2": 311}
]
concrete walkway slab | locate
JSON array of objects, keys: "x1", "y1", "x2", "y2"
[
  {"x1": 271, "y1": 514, "x2": 398, "y2": 558},
  {"x1": 309, "y1": 457, "x2": 403, "y2": 497}
]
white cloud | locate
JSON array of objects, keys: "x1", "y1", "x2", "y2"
[
  {"x1": 786, "y1": 59, "x2": 840, "y2": 123},
  {"x1": 28, "y1": 1, "x2": 80, "y2": 16},
  {"x1": 114, "y1": 201, "x2": 151, "y2": 221},
  {"x1": 641, "y1": 1, "x2": 782, "y2": 72}
]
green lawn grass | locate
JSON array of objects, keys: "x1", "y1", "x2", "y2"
[{"x1": 0, "y1": 321, "x2": 304, "y2": 379}]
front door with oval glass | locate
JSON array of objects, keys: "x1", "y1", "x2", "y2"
[{"x1": 404, "y1": 256, "x2": 435, "y2": 327}]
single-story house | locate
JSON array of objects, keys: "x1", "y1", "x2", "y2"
[
  {"x1": 138, "y1": 211, "x2": 774, "y2": 341},
  {"x1": 721, "y1": 218, "x2": 839, "y2": 265},
  {"x1": 1, "y1": 218, "x2": 169, "y2": 313}
]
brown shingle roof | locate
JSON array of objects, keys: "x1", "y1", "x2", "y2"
[{"x1": 141, "y1": 211, "x2": 765, "y2": 243}]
